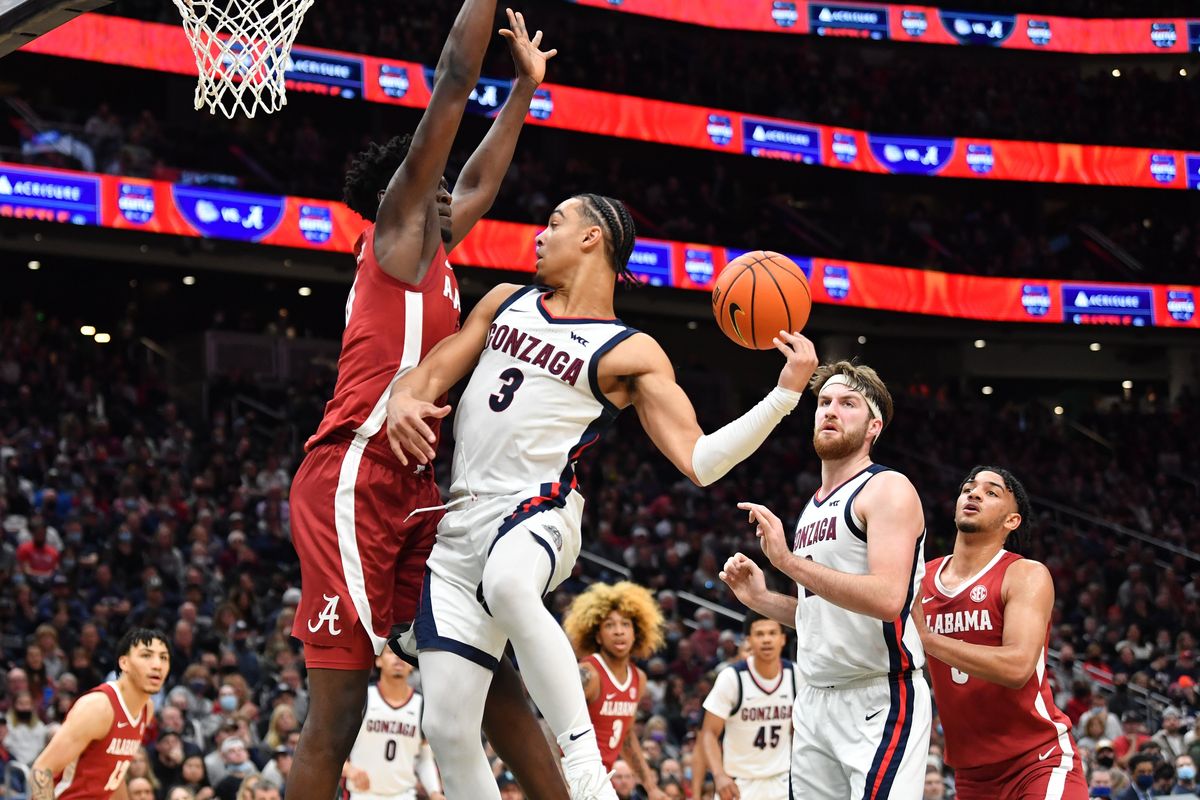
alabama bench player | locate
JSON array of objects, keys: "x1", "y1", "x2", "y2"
[
  {"x1": 564, "y1": 582, "x2": 666, "y2": 800},
  {"x1": 30, "y1": 628, "x2": 169, "y2": 800},
  {"x1": 286, "y1": 3, "x2": 564, "y2": 800},
  {"x1": 915, "y1": 466, "x2": 1087, "y2": 799}
]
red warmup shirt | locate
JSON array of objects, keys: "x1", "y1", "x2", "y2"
[
  {"x1": 306, "y1": 224, "x2": 461, "y2": 462},
  {"x1": 923, "y1": 551, "x2": 1080, "y2": 770}
]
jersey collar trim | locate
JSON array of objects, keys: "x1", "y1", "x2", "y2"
[
  {"x1": 594, "y1": 652, "x2": 634, "y2": 692},
  {"x1": 108, "y1": 681, "x2": 143, "y2": 726},
  {"x1": 811, "y1": 463, "x2": 880, "y2": 507},
  {"x1": 746, "y1": 657, "x2": 785, "y2": 695},
  {"x1": 933, "y1": 549, "x2": 1008, "y2": 598},
  {"x1": 536, "y1": 291, "x2": 620, "y2": 325}
]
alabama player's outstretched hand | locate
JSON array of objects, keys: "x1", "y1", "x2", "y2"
[
  {"x1": 719, "y1": 552, "x2": 768, "y2": 608},
  {"x1": 773, "y1": 330, "x2": 819, "y2": 394},
  {"x1": 386, "y1": 390, "x2": 451, "y2": 466},
  {"x1": 738, "y1": 502, "x2": 790, "y2": 567},
  {"x1": 499, "y1": 8, "x2": 557, "y2": 88}
]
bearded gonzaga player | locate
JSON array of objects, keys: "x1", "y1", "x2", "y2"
[{"x1": 915, "y1": 466, "x2": 1087, "y2": 800}]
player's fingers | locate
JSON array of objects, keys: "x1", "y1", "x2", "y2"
[
  {"x1": 530, "y1": 30, "x2": 543, "y2": 47},
  {"x1": 515, "y1": 10, "x2": 527, "y2": 35},
  {"x1": 499, "y1": 29, "x2": 514, "y2": 40},
  {"x1": 387, "y1": 427, "x2": 410, "y2": 466},
  {"x1": 772, "y1": 336, "x2": 794, "y2": 359},
  {"x1": 505, "y1": 6, "x2": 516, "y2": 26},
  {"x1": 425, "y1": 403, "x2": 452, "y2": 421},
  {"x1": 543, "y1": 47, "x2": 558, "y2": 59}
]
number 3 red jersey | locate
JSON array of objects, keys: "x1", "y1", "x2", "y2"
[
  {"x1": 306, "y1": 225, "x2": 461, "y2": 461},
  {"x1": 586, "y1": 653, "x2": 640, "y2": 770},
  {"x1": 922, "y1": 551, "x2": 1079, "y2": 771},
  {"x1": 56, "y1": 682, "x2": 150, "y2": 800}
]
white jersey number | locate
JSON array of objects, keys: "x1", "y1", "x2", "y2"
[
  {"x1": 103, "y1": 761, "x2": 132, "y2": 792},
  {"x1": 951, "y1": 667, "x2": 969, "y2": 685},
  {"x1": 609, "y1": 720, "x2": 624, "y2": 751}
]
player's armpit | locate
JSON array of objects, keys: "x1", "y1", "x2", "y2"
[{"x1": 31, "y1": 692, "x2": 114, "y2": 783}]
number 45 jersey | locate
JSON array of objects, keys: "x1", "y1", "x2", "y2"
[
  {"x1": 702, "y1": 658, "x2": 800, "y2": 779},
  {"x1": 448, "y1": 285, "x2": 637, "y2": 502},
  {"x1": 921, "y1": 551, "x2": 1077, "y2": 771}
]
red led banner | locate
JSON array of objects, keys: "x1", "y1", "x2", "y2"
[
  {"x1": 2, "y1": 161, "x2": 1196, "y2": 329},
  {"x1": 567, "y1": 1, "x2": 1200, "y2": 55},
  {"x1": 19, "y1": 15, "x2": 1200, "y2": 192}
]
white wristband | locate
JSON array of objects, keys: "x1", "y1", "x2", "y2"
[{"x1": 691, "y1": 386, "x2": 801, "y2": 486}]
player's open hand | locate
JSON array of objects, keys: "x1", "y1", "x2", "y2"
[
  {"x1": 346, "y1": 765, "x2": 370, "y2": 792},
  {"x1": 719, "y1": 552, "x2": 767, "y2": 607},
  {"x1": 773, "y1": 330, "x2": 818, "y2": 394},
  {"x1": 386, "y1": 389, "x2": 451, "y2": 466},
  {"x1": 714, "y1": 774, "x2": 741, "y2": 800},
  {"x1": 500, "y1": 8, "x2": 557, "y2": 87},
  {"x1": 738, "y1": 502, "x2": 790, "y2": 566}
]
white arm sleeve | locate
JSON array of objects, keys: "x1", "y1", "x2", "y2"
[
  {"x1": 691, "y1": 386, "x2": 802, "y2": 486},
  {"x1": 415, "y1": 742, "x2": 441, "y2": 794}
]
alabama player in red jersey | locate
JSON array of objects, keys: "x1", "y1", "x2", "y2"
[
  {"x1": 914, "y1": 466, "x2": 1088, "y2": 800},
  {"x1": 29, "y1": 628, "x2": 169, "y2": 800},
  {"x1": 287, "y1": 3, "x2": 565, "y2": 800},
  {"x1": 564, "y1": 582, "x2": 667, "y2": 800}
]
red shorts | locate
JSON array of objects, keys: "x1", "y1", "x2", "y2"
[
  {"x1": 954, "y1": 746, "x2": 1088, "y2": 800},
  {"x1": 289, "y1": 439, "x2": 442, "y2": 670}
]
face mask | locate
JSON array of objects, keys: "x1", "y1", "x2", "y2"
[
  {"x1": 700, "y1": 619, "x2": 715, "y2": 631},
  {"x1": 1135, "y1": 775, "x2": 1154, "y2": 789},
  {"x1": 1179, "y1": 766, "x2": 1196, "y2": 782},
  {"x1": 15, "y1": 710, "x2": 32, "y2": 722},
  {"x1": 219, "y1": 696, "x2": 238, "y2": 712},
  {"x1": 61, "y1": 558, "x2": 76, "y2": 573},
  {"x1": 190, "y1": 681, "x2": 208, "y2": 695},
  {"x1": 650, "y1": 731, "x2": 666, "y2": 743},
  {"x1": 227, "y1": 761, "x2": 252, "y2": 774},
  {"x1": 67, "y1": 532, "x2": 83, "y2": 547},
  {"x1": 1096, "y1": 756, "x2": 1114, "y2": 768},
  {"x1": 1061, "y1": 658, "x2": 1074, "y2": 668},
  {"x1": 1090, "y1": 789, "x2": 1111, "y2": 798},
  {"x1": 683, "y1": 768, "x2": 691, "y2": 781}
]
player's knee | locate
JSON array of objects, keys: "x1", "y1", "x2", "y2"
[
  {"x1": 421, "y1": 712, "x2": 464, "y2": 757},
  {"x1": 481, "y1": 567, "x2": 538, "y2": 618}
]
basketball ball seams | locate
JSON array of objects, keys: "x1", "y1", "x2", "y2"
[
  {"x1": 747, "y1": 266, "x2": 759, "y2": 349},
  {"x1": 715, "y1": 263, "x2": 753, "y2": 346},
  {"x1": 757, "y1": 259, "x2": 793, "y2": 334},
  {"x1": 766, "y1": 255, "x2": 812, "y2": 301},
  {"x1": 712, "y1": 251, "x2": 811, "y2": 350}
]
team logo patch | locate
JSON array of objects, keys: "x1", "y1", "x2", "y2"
[
  {"x1": 970, "y1": 585, "x2": 987, "y2": 603},
  {"x1": 543, "y1": 524, "x2": 563, "y2": 551}
]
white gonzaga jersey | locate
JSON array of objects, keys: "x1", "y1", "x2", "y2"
[
  {"x1": 348, "y1": 686, "x2": 425, "y2": 800},
  {"x1": 792, "y1": 464, "x2": 926, "y2": 687},
  {"x1": 449, "y1": 285, "x2": 637, "y2": 500},
  {"x1": 702, "y1": 658, "x2": 799, "y2": 779}
]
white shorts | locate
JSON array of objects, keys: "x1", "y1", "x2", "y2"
[
  {"x1": 733, "y1": 773, "x2": 789, "y2": 800},
  {"x1": 414, "y1": 491, "x2": 583, "y2": 670},
  {"x1": 790, "y1": 671, "x2": 931, "y2": 800}
]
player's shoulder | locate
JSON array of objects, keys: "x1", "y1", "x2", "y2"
[
  {"x1": 1002, "y1": 556, "x2": 1052, "y2": 589},
  {"x1": 63, "y1": 689, "x2": 115, "y2": 735},
  {"x1": 857, "y1": 466, "x2": 920, "y2": 506},
  {"x1": 603, "y1": 331, "x2": 666, "y2": 372},
  {"x1": 479, "y1": 282, "x2": 531, "y2": 317}
]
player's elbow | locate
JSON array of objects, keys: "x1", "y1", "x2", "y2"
[
  {"x1": 433, "y1": 50, "x2": 479, "y2": 91},
  {"x1": 1001, "y1": 661, "x2": 1038, "y2": 690},
  {"x1": 876, "y1": 596, "x2": 908, "y2": 622}
]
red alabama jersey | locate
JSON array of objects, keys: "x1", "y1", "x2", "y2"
[
  {"x1": 56, "y1": 682, "x2": 149, "y2": 800},
  {"x1": 586, "y1": 653, "x2": 639, "y2": 770},
  {"x1": 307, "y1": 224, "x2": 461, "y2": 461},
  {"x1": 922, "y1": 551, "x2": 1079, "y2": 770}
]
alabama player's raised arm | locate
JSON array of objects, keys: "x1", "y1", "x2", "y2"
[
  {"x1": 741, "y1": 471, "x2": 924, "y2": 621},
  {"x1": 372, "y1": 0, "x2": 498, "y2": 279},
  {"x1": 914, "y1": 560, "x2": 1054, "y2": 689},
  {"x1": 385, "y1": 282, "x2": 523, "y2": 464},
  {"x1": 30, "y1": 692, "x2": 114, "y2": 800},
  {"x1": 608, "y1": 330, "x2": 817, "y2": 487},
  {"x1": 446, "y1": 9, "x2": 556, "y2": 251}
]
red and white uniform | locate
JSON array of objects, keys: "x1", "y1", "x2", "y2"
[
  {"x1": 56, "y1": 682, "x2": 149, "y2": 800},
  {"x1": 922, "y1": 551, "x2": 1087, "y2": 800},
  {"x1": 291, "y1": 225, "x2": 461, "y2": 669},
  {"x1": 585, "y1": 653, "x2": 639, "y2": 770}
]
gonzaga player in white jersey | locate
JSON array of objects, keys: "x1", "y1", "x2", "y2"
[
  {"x1": 722, "y1": 362, "x2": 931, "y2": 800},
  {"x1": 698, "y1": 615, "x2": 797, "y2": 800},
  {"x1": 386, "y1": 193, "x2": 819, "y2": 800},
  {"x1": 343, "y1": 650, "x2": 442, "y2": 800}
]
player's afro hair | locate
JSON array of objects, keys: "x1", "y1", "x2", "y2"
[
  {"x1": 564, "y1": 581, "x2": 665, "y2": 661},
  {"x1": 343, "y1": 135, "x2": 414, "y2": 222}
]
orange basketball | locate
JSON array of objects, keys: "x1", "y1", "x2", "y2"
[{"x1": 711, "y1": 251, "x2": 812, "y2": 350}]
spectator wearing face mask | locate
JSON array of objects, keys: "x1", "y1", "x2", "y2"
[
  {"x1": 1172, "y1": 754, "x2": 1197, "y2": 794},
  {"x1": 1093, "y1": 741, "x2": 1132, "y2": 794},
  {"x1": 213, "y1": 737, "x2": 259, "y2": 800},
  {"x1": 1090, "y1": 768, "x2": 1115, "y2": 798},
  {"x1": 4, "y1": 690, "x2": 47, "y2": 765},
  {"x1": 1118, "y1": 755, "x2": 1157, "y2": 800}
]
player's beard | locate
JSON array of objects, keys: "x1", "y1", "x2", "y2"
[{"x1": 812, "y1": 422, "x2": 866, "y2": 461}]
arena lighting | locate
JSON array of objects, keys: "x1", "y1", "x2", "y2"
[
  {"x1": 182, "y1": 275, "x2": 196, "y2": 286},
  {"x1": 1089, "y1": 342, "x2": 1103, "y2": 351},
  {"x1": 93, "y1": 333, "x2": 111, "y2": 344},
  {"x1": 27, "y1": 259, "x2": 40, "y2": 270},
  {"x1": 973, "y1": 339, "x2": 987, "y2": 349},
  {"x1": 1122, "y1": 380, "x2": 1134, "y2": 389},
  {"x1": 981, "y1": 386, "x2": 994, "y2": 396},
  {"x1": 686, "y1": 321, "x2": 698, "y2": 330},
  {"x1": 857, "y1": 335, "x2": 868, "y2": 344},
  {"x1": 1182, "y1": 68, "x2": 1190, "y2": 77},
  {"x1": 1054, "y1": 406, "x2": 1065, "y2": 415},
  {"x1": 79, "y1": 325, "x2": 95, "y2": 336},
  {"x1": 1112, "y1": 68, "x2": 1122, "y2": 77},
  {"x1": 298, "y1": 286, "x2": 312, "y2": 297}
]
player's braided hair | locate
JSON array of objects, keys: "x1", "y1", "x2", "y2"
[
  {"x1": 573, "y1": 193, "x2": 640, "y2": 285},
  {"x1": 963, "y1": 465, "x2": 1032, "y2": 550},
  {"x1": 343, "y1": 135, "x2": 414, "y2": 222}
]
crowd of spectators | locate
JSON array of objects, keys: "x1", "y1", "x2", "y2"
[{"x1": 0, "y1": 292, "x2": 1198, "y2": 798}]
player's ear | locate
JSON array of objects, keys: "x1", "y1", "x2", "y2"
[
  {"x1": 1003, "y1": 511, "x2": 1022, "y2": 533},
  {"x1": 580, "y1": 224, "x2": 603, "y2": 254}
]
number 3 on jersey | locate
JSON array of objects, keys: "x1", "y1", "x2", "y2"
[
  {"x1": 609, "y1": 719, "x2": 624, "y2": 751},
  {"x1": 489, "y1": 367, "x2": 525, "y2": 412}
]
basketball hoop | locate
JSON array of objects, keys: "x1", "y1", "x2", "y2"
[{"x1": 173, "y1": 0, "x2": 314, "y2": 118}]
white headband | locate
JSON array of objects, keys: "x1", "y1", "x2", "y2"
[{"x1": 821, "y1": 374, "x2": 884, "y2": 430}]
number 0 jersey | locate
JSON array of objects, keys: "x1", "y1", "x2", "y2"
[
  {"x1": 347, "y1": 685, "x2": 426, "y2": 800},
  {"x1": 702, "y1": 658, "x2": 799, "y2": 779},
  {"x1": 448, "y1": 285, "x2": 636, "y2": 501}
]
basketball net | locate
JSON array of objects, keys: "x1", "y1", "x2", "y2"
[{"x1": 173, "y1": 0, "x2": 314, "y2": 118}]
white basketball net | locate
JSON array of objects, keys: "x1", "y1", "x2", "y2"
[{"x1": 173, "y1": 0, "x2": 315, "y2": 118}]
